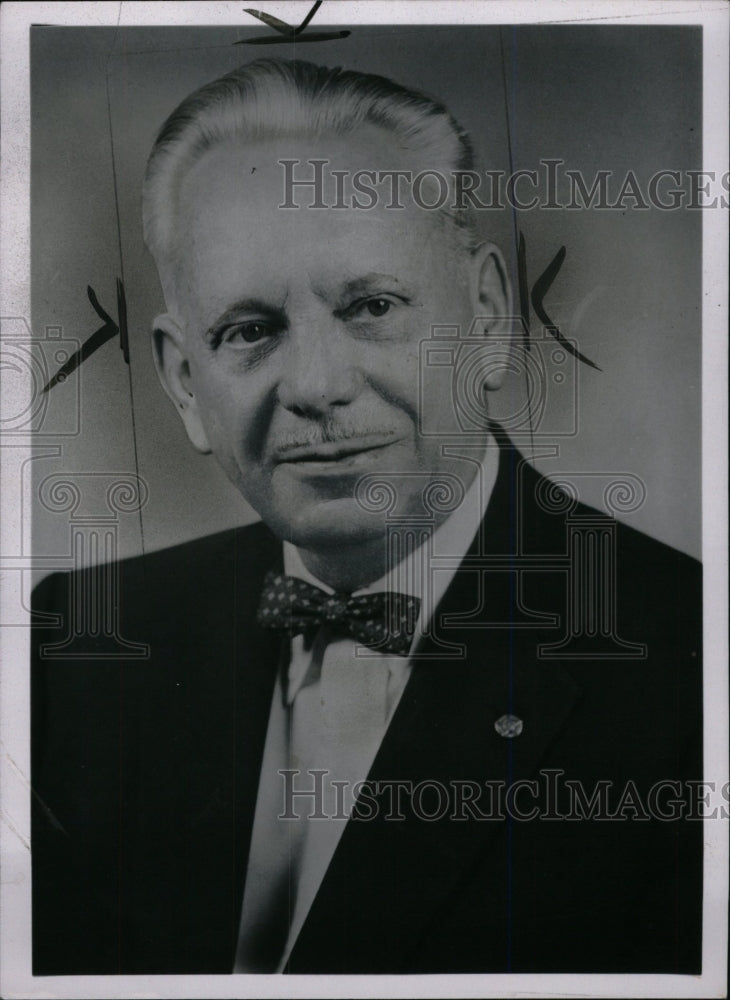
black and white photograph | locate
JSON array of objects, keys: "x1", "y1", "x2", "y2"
[{"x1": 0, "y1": 2, "x2": 727, "y2": 997}]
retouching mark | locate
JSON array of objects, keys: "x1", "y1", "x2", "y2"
[
  {"x1": 517, "y1": 231, "x2": 601, "y2": 372},
  {"x1": 238, "y1": 1, "x2": 351, "y2": 44},
  {"x1": 42, "y1": 280, "x2": 128, "y2": 393},
  {"x1": 29, "y1": 787, "x2": 69, "y2": 836},
  {"x1": 529, "y1": 244, "x2": 602, "y2": 372},
  {"x1": 2, "y1": 810, "x2": 30, "y2": 854},
  {"x1": 2, "y1": 745, "x2": 68, "y2": 838}
]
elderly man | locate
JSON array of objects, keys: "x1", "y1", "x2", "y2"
[{"x1": 32, "y1": 59, "x2": 702, "y2": 976}]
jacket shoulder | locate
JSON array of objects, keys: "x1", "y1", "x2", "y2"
[{"x1": 31, "y1": 520, "x2": 280, "y2": 610}]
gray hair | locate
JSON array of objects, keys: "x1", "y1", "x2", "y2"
[{"x1": 142, "y1": 58, "x2": 479, "y2": 276}]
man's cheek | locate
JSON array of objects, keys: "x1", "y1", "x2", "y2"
[
  {"x1": 197, "y1": 400, "x2": 246, "y2": 471},
  {"x1": 374, "y1": 339, "x2": 421, "y2": 399}
]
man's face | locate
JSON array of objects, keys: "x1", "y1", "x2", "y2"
[{"x1": 154, "y1": 128, "x2": 507, "y2": 552}]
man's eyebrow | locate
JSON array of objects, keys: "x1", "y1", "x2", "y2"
[
  {"x1": 337, "y1": 273, "x2": 410, "y2": 299},
  {"x1": 203, "y1": 298, "x2": 286, "y2": 341}
]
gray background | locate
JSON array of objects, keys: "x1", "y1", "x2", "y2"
[{"x1": 31, "y1": 25, "x2": 702, "y2": 571}]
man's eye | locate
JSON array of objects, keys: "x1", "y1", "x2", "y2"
[
  {"x1": 364, "y1": 298, "x2": 392, "y2": 318},
  {"x1": 223, "y1": 322, "x2": 274, "y2": 345},
  {"x1": 345, "y1": 297, "x2": 399, "y2": 321}
]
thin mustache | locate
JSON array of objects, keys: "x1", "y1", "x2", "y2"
[{"x1": 272, "y1": 422, "x2": 397, "y2": 452}]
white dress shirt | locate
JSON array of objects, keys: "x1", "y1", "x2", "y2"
[{"x1": 234, "y1": 439, "x2": 499, "y2": 972}]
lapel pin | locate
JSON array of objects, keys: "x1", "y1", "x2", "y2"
[{"x1": 494, "y1": 713, "x2": 523, "y2": 738}]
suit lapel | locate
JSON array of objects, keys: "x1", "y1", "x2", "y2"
[{"x1": 286, "y1": 439, "x2": 582, "y2": 973}]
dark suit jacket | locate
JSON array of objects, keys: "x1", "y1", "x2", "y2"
[{"x1": 31, "y1": 436, "x2": 702, "y2": 975}]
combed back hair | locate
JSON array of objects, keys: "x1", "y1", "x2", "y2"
[{"x1": 143, "y1": 58, "x2": 480, "y2": 274}]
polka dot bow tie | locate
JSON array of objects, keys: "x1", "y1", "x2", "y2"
[{"x1": 257, "y1": 571, "x2": 421, "y2": 656}]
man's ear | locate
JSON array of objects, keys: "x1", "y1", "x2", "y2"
[
  {"x1": 469, "y1": 242, "x2": 513, "y2": 391},
  {"x1": 151, "y1": 314, "x2": 212, "y2": 454}
]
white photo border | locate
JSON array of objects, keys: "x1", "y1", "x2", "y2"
[{"x1": 1, "y1": 2, "x2": 727, "y2": 998}]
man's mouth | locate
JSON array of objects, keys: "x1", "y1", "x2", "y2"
[{"x1": 274, "y1": 433, "x2": 399, "y2": 465}]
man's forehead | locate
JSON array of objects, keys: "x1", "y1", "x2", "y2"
[
  {"x1": 171, "y1": 130, "x2": 458, "y2": 308},
  {"x1": 174, "y1": 125, "x2": 459, "y2": 247},
  {"x1": 179, "y1": 123, "x2": 429, "y2": 197}
]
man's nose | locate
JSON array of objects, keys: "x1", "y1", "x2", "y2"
[{"x1": 277, "y1": 317, "x2": 361, "y2": 417}]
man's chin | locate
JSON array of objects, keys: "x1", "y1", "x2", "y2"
[{"x1": 266, "y1": 496, "x2": 388, "y2": 552}]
